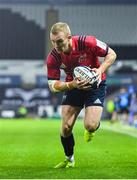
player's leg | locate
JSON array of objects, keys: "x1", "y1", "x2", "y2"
[
  {"x1": 84, "y1": 106, "x2": 103, "y2": 142},
  {"x1": 54, "y1": 105, "x2": 81, "y2": 168},
  {"x1": 83, "y1": 80, "x2": 106, "y2": 142},
  {"x1": 54, "y1": 89, "x2": 84, "y2": 168},
  {"x1": 61, "y1": 105, "x2": 81, "y2": 161}
]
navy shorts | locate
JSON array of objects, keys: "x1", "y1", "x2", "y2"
[{"x1": 62, "y1": 80, "x2": 107, "y2": 108}]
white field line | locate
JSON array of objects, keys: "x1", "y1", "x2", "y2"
[{"x1": 101, "y1": 124, "x2": 137, "y2": 138}]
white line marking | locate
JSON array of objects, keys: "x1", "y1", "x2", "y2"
[{"x1": 101, "y1": 124, "x2": 137, "y2": 138}]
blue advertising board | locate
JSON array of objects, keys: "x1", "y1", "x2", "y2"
[
  {"x1": 36, "y1": 76, "x2": 48, "y2": 86},
  {"x1": 0, "y1": 75, "x2": 22, "y2": 86}
]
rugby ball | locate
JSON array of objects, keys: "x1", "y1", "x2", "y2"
[{"x1": 73, "y1": 66, "x2": 100, "y2": 87}]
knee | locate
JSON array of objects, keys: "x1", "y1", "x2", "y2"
[
  {"x1": 84, "y1": 122, "x2": 99, "y2": 132},
  {"x1": 62, "y1": 123, "x2": 73, "y2": 136}
]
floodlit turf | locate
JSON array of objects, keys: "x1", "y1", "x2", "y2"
[{"x1": 0, "y1": 119, "x2": 137, "y2": 179}]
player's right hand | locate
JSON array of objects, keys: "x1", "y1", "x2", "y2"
[{"x1": 73, "y1": 77, "x2": 91, "y2": 90}]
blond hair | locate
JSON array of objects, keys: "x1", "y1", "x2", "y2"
[{"x1": 50, "y1": 22, "x2": 71, "y2": 36}]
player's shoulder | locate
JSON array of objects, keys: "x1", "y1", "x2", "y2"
[
  {"x1": 47, "y1": 48, "x2": 61, "y2": 63},
  {"x1": 72, "y1": 35, "x2": 95, "y2": 41},
  {"x1": 48, "y1": 48, "x2": 61, "y2": 59},
  {"x1": 72, "y1": 35, "x2": 96, "y2": 49}
]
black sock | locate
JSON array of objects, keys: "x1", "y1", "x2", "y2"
[{"x1": 61, "y1": 133, "x2": 75, "y2": 157}]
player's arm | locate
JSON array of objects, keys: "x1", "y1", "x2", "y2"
[
  {"x1": 46, "y1": 54, "x2": 76, "y2": 93},
  {"x1": 85, "y1": 36, "x2": 116, "y2": 78},
  {"x1": 48, "y1": 80, "x2": 77, "y2": 93},
  {"x1": 92, "y1": 47, "x2": 116, "y2": 80},
  {"x1": 98, "y1": 47, "x2": 117, "y2": 73},
  {"x1": 48, "y1": 78, "x2": 91, "y2": 93}
]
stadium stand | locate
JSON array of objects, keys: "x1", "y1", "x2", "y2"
[
  {"x1": 0, "y1": 4, "x2": 136, "y2": 45},
  {"x1": 0, "y1": 4, "x2": 136, "y2": 59},
  {"x1": 0, "y1": 8, "x2": 45, "y2": 59}
]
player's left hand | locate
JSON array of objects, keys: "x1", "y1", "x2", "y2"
[{"x1": 91, "y1": 68, "x2": 102, "y2": 81}]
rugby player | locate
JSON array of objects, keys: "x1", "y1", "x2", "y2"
[{"x1": 46, "y1": 22, "x2": 117, "y2": 168}]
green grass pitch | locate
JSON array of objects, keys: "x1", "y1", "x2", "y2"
[{"x1": 0, "y1": 119, "x2": 137, "y2": 179}]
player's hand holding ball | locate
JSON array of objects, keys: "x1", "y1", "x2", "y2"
[
  {"x1": 74, "y1": 77, "x2": 92, "y2": 90},
  {"x1": 92, "y1": 68, "x2": 101, "y2": 81},
  {"x1": 73, "y1": 66, "x2": 101, "y2": 90}
]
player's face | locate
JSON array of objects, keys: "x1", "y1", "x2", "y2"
[{"x1": 50, "y1": 32, "x2": 71, "y2": 53}]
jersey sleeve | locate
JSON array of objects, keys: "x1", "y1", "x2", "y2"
[
  {"x1": 85, "y1": 36, "x2": 108, "y2": 57},
  {"x1": 46, "y1": 54, "x2": 60, "y2": 80}
]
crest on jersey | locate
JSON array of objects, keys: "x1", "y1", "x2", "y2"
[{"x1": 78, "y1": 53, "x2": 87, "y2": 63}]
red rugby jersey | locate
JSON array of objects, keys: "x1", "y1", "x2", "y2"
[{"x1": 46, "y1": 35, "x2": 108, "y2": 82}]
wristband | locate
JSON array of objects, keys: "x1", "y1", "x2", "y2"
[{"x1": 66, "y1": 81, "x2": 75, "y2": 90}]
